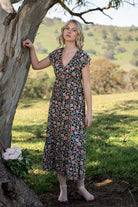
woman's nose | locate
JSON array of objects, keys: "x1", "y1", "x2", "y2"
[{"x1": 67, "y1": 29, "x2": 71, "y2": 33}]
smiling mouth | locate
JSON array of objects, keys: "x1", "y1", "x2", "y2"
[{"x1": 66, "y1": 35, "x2": 71, "y2": 37}]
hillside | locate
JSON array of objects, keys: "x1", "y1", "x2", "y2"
[
  {"x1": 23, "y1": 18, "x2": 138, "y2": 98},
  {"x1": 33, "y1": 18, "x2": 138, "y2": 73}
]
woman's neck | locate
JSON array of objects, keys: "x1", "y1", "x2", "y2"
[{"x1": 64, "y1": 42, "x2": 78, "y2": 53}]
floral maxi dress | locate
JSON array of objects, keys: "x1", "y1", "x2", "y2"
[{"x1": 43, "y1": 48, "x2": 91, "y2": 180}]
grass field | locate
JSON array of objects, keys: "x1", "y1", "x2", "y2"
[{"x1": 12, "y1": 92, "x2": 138, "y2": 193}]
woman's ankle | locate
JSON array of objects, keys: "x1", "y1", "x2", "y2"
[
  {"x1": 58, "y1": 184, "x2": 68, "y2": 202},
  {"x1": 60, "y1": 184, "x2": 67, "y2": 187}
]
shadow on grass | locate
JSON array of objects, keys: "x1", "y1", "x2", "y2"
[
  {"x1": 12, "y1": 99, "x2": 138, "y2": 194},
  {"x1": 25, "y1": 135, "x2": 138, "y2": 194},
  {"x1": 86, "y1": 137, "x2": 138, "y2": 182},
  {"x1": 85, "y1": 108, "x2": 138, "y2": 184},
  {"x1": 12, "y1": 112, "x2": 137, "y2": 142},
  {"x1": 12, "y1": 124, "x2": 47, "y2": 141},
  {"x1": 88, "y1": 113, "x2": 137, "y2": 140},
  {"x1": 112, "y1": 99, "x2": 138, "y2": 111},
  {"x1": 18, "y1": 99, "x2": 50, "y2": 109}
]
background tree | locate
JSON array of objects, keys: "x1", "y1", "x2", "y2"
[
  {"x1": 90, "y1": 58, "x2": 119, "y2": 94},
  {"x1": 131, "y1": 48, "x2": 138, "y2": 66}
]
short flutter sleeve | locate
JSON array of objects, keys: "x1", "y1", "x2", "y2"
[
  {"x1": 49, "y1": 49, "x2": 57, "y2": 66},
  {"x1": 80, "y1": 50, "x2": 91, "y2": 70}
]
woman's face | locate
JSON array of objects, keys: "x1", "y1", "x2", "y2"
[{"x1": 63, "y1": 22, "x2": 78, "y2": 43}]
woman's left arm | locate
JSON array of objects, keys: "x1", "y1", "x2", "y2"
[{"x1": 82, "y1": 63, "x2": 92, "y2": 128}]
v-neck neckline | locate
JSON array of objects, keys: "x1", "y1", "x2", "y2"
[{"x1": 60, "y1": 48, "x2": 80, "y2": 68}]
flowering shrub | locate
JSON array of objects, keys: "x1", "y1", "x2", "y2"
[{"x1": 2, "y1": 145, "x2": 32, "y2": 178}]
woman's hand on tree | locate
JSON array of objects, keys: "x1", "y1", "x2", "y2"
[{"x1": 23, "y1": 39, "x2": 34, "y2": 49}]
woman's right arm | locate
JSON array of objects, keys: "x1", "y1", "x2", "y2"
[{"x1": 23, "y1": 39, "x2": 51, "y2": 70}]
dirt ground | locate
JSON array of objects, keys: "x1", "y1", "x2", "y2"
[{"x1": 38, "y1": 177, "x2": 138, "y2": 207}]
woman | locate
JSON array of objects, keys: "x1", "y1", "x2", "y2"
[{"x1": 23, "y1": 19, "x2": 94, "y2": 203}]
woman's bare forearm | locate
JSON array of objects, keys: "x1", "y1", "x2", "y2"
[
  {"x1": 83, "y1": 84, "x2": 92, "y2": 114},
  {"x1": 30, "y1": 46, "x2": 39, "y2": 69},
  {"x1": 30, "y1": 47, "x2": 51, "y2": 70},
  {"x1": 82, "y1": 63, "x2": 92, "y2": 115},
  {"x1": 23, "y1": 39, "x2": 51, "y2": 70}
]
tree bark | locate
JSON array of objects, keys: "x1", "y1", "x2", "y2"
[
  {"x1": 0, "y1": 157, "x2": 43, "y2": 207},
  {"x1": 0, "y1": 0, "x2": 58, "y2": 149}
]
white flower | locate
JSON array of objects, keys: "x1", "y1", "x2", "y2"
[
  {"x1": 9, "y1": 154, "x2": 17, "y2": 159},
  {"x1": 15, "y1": 150, "x2": 22, "y2": 156},
  {"x1": 13, "y1": 145, "x2": 20, "y2": 150},
  {"x1": 5, "y1": 148, "x2": 14, "y2": 154},
  {"x1": 2, "y1": 145, "x2": 22, "y2": 160},
  {"x1": 13, "y1": 145, "x2": 22, "y2": 155},
  {"x1": 3, "y1": 154, "x2": 10, "y2": 160}
]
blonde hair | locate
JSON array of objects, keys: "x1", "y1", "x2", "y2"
[{"x1": 58, "y1": 19, "x2": 84, "y2": 49}]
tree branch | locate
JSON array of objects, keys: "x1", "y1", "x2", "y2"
[
  {"x1": 122, "y1": 0, "x2": 135, "y2": 6},
  {"x1": 58, "y1": 0, "x2": 93, "y2": 24},
  {"x1": 58, "y1": 0, "x2": 117, "y2": 24},
  {"x1": 58, "y1": 0, "x2": 136, "y2": 24}
]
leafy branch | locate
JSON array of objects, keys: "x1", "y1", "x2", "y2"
[{"x1": 58, "y1": 0, "x2": 136, "y2": 24}]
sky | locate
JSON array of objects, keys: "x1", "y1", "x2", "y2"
[{"x1": 14, "y1": 0, "x2": 138, "y2": 27}]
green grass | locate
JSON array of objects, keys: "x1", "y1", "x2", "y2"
[{"x1": 12, "y1": 92, "x2": 138, "y2": 193}]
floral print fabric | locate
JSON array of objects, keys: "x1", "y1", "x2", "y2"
[{"x1": 43, "y1": 48, "x2": 91, "y2": 180}]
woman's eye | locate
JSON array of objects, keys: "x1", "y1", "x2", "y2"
[{"x1": 64, "y1": 27, "x2": 77, "y2": 32}]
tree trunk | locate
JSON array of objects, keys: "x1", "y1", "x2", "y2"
[
  {"x1": 0, "y1": 157, "x2": 43, "y2": 207},
  {"x1": 0, "y1": 1, "x2": 58, "y2": 206},
  {"x1": 0, "y1": 0, "x2": 58, "y2": 149}
]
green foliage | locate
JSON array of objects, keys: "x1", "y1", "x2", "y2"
[
  {"x1": 21, "y1": 73, "x2": 54, "y2": 99},
  {"x1": 102, "y1": 31, "x2": 108, "y2": 39},
  {"x1": 117, "y1": 47, "x2": 127, "y2": 53},
  {"x1": 111, "y1": 31, "x2": 121, "y2": 41},
  {"x1": 124, "y1": 35, "x2": 133, "y2": 42},
  {"x1": 3, "y1": 149, "x2": 32, "y2": 178},
  {"x1": 84, "y1": 25, "x2": 89, "y2": 30},
  {"x1": 113, "y1": 70, "x2": 133, "y2": 90},
  {"x1": 133, "y1": 49, "x2": 138, "y2": 57},
  {"x1": 129, "y1": 70, "x2": 138, "y2": 90},
  {"x1": 131, "y1": 58, "x2": 138, "y2": 66},
  {"x1": 87, "y1": 32, "x2": 93, "y2": 37},
  {"x1": 90, "y1": 59, "x2": 137, "y2": 94},
  {"x1": 90, "y1": 58, "x2": 118, "y2": 94}
]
